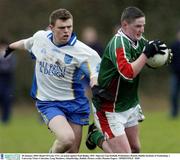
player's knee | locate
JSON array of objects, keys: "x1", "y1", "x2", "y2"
[{"x1": 57, "y1": 132, "x2": 75, "y2": 150}]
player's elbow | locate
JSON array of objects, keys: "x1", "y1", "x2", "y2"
[{"x1": 132, "y1": 72, "x2": 138, "y2": 78}]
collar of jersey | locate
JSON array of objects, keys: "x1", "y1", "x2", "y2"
[
  {"x1": 48, "y1": 32, "x2": 77, "y2": 47},
  {"x1": 117, "y1": 29, "x2": 137, "y2": 44},
  {"x1": 117, "y1": 29, "x2": 140, "y2": 48}
]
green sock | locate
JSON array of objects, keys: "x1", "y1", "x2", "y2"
[{"x1": 90, "y1": 130, "x2": 104, "y2": 146}]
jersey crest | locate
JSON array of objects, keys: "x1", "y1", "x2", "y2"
[{"x1": 64, "y1": 54, "x2": 73, "y2": 64}]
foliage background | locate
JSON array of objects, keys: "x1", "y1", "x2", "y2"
[{"x1": 0, "y1": 0, "x2": 179, "y2": 100}]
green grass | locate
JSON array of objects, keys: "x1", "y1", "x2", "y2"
[
  {"x1": 0, "y1": 104, "x2": 180, "y2": 153},
  {"x1": 140, "y1": 111, "x2": 180, "y2": 153}
]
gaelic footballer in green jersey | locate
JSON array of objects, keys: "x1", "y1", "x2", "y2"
[
  {"x1": 86, "y1": 6, "x2": 171, "y2": 153},
  {"x1": 93, "y1": 29, "x2": 147, "y2": 112}
]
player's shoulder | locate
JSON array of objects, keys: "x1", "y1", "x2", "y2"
[
  {"x1": 33, "y1": 30, "x2": 52, "y2": 38},
  {"x1": 106, "y1": 34, "x2": 123, "y2": 50},
  {"x1": 75, "y1": 40, "x2": 99, "y2": 56}
]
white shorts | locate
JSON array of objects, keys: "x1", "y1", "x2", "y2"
[{"x1": 93, "y1": 104, "x2": 141, "y2": 139}]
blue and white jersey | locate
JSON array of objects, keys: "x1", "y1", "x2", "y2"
[{"x1": 24, "y1": 30, "x2": 101, "y2": 101}]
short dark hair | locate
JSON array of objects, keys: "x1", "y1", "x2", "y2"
[
  {"x1": 49, "y1": 8, "x2": 73, "y2": 25},
  {"x1": 121, "y1": 6, "x2": 145, "y2": 24}
]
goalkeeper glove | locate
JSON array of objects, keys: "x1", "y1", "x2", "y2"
[
  {"x1": 4, "y1": 46, "x2": 14, "y2": 58},
  {"x1": 143, "y1": 40, "x2": 167, "y2": 58}
]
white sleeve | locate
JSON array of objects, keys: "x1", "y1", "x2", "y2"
[
  {"x1": 80, "y1": 50, "x2": 101, "y2": 86},
  {"x1": 23, "y1": 37, "x2": 34, "y2": 52},
  {"x1": 89, "y1": 51, "x2": 101, "y2": 79},
  {"x1": 23, "y1": 30, "x2": 45, "y2": 52}
]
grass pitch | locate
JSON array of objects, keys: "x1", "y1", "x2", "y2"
[{"x1": 0, "y1": 102, "x2": 180, "y2": 153}]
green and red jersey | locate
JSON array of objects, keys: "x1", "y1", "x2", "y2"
[{"x1": 93, "y1": 29, "x2": 147, "y2": 112}]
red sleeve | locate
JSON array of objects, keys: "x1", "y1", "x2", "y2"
[{"x1": 116, "y1": 47, "x2": 133, "y2": 79}]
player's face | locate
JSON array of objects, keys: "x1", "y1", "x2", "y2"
[
  {"x1": 50, "y1": 18, "x2": 73, "y2": 45},
  {"x1": 123, "y1": 17, "x2": 145, "y2": 41}
]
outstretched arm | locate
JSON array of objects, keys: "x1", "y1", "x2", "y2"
[
  {"x1": 4, "y1": 37, "x2": 33, "y2": 58},
  {"x1": 9, "y1": 39, "x2": 26, "y2": 50}
]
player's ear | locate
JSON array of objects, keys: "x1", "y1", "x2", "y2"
[
  {"x1": 121, "y1": 20, "x2": 128, "y2": 28},
  {"x1": 48, "y1": 24, "x2": 54, "y2": 31}
]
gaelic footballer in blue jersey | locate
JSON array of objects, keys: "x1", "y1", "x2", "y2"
[{"x1": 4, "y1": 8, "x2": 101, "y2": 153}]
